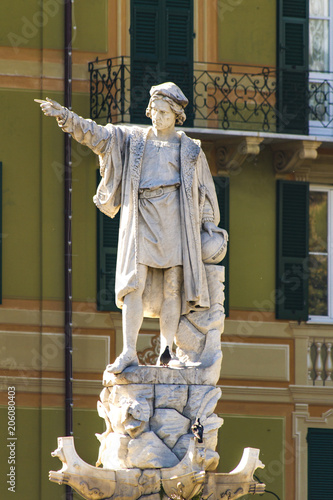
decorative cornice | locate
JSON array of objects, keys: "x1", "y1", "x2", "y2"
[
  {"x1": 271, "y1": 140, "x2": 322, "y2": 180},
  {"x1": 216, "y1": 137, "x2": 264, "y2": 174},
  {"x1": 220, "y1": 384, "x2": 333, "y2": 404}
]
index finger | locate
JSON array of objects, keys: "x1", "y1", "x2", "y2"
[{"x1": 34, "y1": 99, "x2": 48, "y2": 104}]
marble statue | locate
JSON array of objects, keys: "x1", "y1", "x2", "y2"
[
  {"x1": 38, "y1": 84, "x2": 266, "y2": 500},
  {"x1": 36, "y1": 82, "x2": 228, "y2": 374}
]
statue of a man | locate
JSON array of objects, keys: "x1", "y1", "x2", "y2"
[{"x1": 37, "y1": 82, "x2": 227, "y2": 374}]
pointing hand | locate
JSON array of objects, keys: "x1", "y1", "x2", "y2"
[{"x1": 34, "y1": 97, "x2": 66, "y2": 119}]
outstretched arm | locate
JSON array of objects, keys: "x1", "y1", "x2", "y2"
[{"x1": 35, "y1": 97, "x2": 113, "y2": 157}]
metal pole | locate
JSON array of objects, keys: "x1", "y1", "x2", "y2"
[{"x1": 64, "y1": 1, "x2": 73, "y2": 499}]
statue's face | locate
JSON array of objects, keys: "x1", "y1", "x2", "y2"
[{"x1": 150, "y1": 99, "x2": 176, "y2": 131}]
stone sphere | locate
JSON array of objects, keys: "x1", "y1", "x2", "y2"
[{"x1": 201, "y1": 230, "x2": 227, "y2": 264}]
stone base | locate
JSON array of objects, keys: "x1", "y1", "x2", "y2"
[{"x1": 98, "y1": 371, "x2": 223, "y2": 470}]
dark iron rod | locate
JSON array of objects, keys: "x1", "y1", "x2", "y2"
[{"x1": 64, "y1": 1, "x2": 73, "y2": 499}]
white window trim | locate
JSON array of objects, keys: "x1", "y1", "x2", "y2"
[
  {"x1": 293, "y1": 404, "x2": 333, "y2": 500},
  {"x1": 309, "y1": 0, "x2": 333, "y2": 136}
]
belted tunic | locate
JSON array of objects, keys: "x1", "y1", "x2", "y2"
[
  {"x1": 138, "y1": 139, "x2": 182, "y2": 268},
  {"x1": 58, "y1": 112, "x2": 220, "y2": 315}
]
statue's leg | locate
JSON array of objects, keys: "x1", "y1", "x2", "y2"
[
  {"x1": 106, "y1": 264, "x2": 148, "y2": 374},
  {"x1": 159, "y1": 265, "x2": 183, "y2": 357}
]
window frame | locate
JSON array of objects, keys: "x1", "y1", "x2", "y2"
[
  {"x1": 309, "y1": 0, "x2": 333, "y2": 136},
  {"x1": 308, "y1": 184, "x2": 333, "y2": 322}
]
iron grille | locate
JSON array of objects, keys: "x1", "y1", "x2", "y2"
[{"x1": 88, "y1": 56, "x2": 333, "y2": 134}]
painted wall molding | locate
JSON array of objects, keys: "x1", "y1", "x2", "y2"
[{"x1": 292, "y1": 404, "x2": 333, "y2": 500}]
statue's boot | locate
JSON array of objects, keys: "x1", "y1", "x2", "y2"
[
  {"x1": 49, "y1": 436, "x2": 116, "y2": 500},
  {"x1": 105, "y1": 350, "x2": 139, "y2": 374}
]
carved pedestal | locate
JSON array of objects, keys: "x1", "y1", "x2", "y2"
[
  {"x1": 49, "y1": 264, "x2": 265, "y2": 499},
  {"x1": 50, "y1": 366, "x2": 265, "y2": 500}
]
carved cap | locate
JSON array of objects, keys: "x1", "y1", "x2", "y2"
[{"x1": 150, "y1": 82, "x2": 189, "y2": 108}]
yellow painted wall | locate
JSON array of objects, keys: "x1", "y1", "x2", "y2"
[
  {"x1": 217, "y1": 415, "x2": 284, "y2": 499},
  {"x1": 217, "y1": 0, "x2": 276, "y2": 66},
  {"x1": 1, "y1": 0, "x2": 108, "y2": 52},
  {"x1": 0, "y1": 88, "x2": 98, "y2": 302},
  {"x1": 1, "y1": 89, "x2": 43, "y2": 299},
  {"x1": 71, "y1": 94, "x2": 99, "y2": 303},
  {"x1": 0, "y1": 406, "x2": 103, "y2": 500},
  {"x1": 229, "y1": 148, "x2": 276, "y2": 311}
]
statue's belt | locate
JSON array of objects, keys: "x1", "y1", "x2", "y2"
[{"x1": 138, "y1": 183, "x2": 180, "y2": 199}]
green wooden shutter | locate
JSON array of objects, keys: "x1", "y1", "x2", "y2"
[
  {"x1": 277, "y1": 0, "x2": 309, "y2": 134},
  {"x1": 276, "y1": 180, "x2": 309, "y2": 320},
  {"x1": 164, "y1": 0, "x2": 194, "y2": 125},
  {"x1": 130, "y1": 0, "x2": 194, "y2": 124},
  {"x1": 307, "y1": 428, "x2": 333, "y2": 499},
  {"x1": 96, "y1": 171, "x2": 120, "y2": 311},
  {"x1": 130, "y1": 0, "x2": 160, "y2": 124},
  {"x1": 214, "y1": 176, "x2": 229, "y2": 317}
]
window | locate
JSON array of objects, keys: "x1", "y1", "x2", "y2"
[
  {"x1": 308, "y1": 186, "x2": 332, "y2": 320},
  {"x1": 309, "y1": 0, "x2": 333, "y2": 135},
  {"x1": 130, "y1": 0, "x2": 194, "y2": 124},
  {"x1": 277, "y1": 0, "x2": 309, "y2": 134}
]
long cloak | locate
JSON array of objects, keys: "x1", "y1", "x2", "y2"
[{"x1": 60, "y1": 113, "x2": 220, "y2": 315}]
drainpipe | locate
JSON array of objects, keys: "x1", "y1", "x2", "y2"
[{"x1": 64, "y1": 1, "x2": 73, "y2": 499}]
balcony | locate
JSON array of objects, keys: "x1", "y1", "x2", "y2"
[{"x1": 88, "y1": 56, "x2": 333, "y2": 137}]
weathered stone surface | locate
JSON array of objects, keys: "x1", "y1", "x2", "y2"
[
  {"x1": 200, "y1": 415, "x2": 224, "y2": 458},
  {"x1": 106, "y1": 384, "x2": 153, "y2": 437},
  {"x1": 175, "y1": 316, "x2": 205, "y2": 360},
  {"x1": 183, "y1": 385, "x2": 219, "y2": 420},
  {"x1": 137, "y1": 469, "x2": 161, "y2": 496},
  {"x1": 104, "y1": 365, "x2": 218, "y2": 386},
  {"x1": 99, "y1": 387, "x2": 111, "y2": 411},
  {"x1": 49, "y1": 436, "x2": 117, "y2": 500},
  {"x1": 113, "y1": 469, "x2": 142, "y2": 500},
  {"x1": 155, "y1": 384, "x2": 188, "y2": 412},
  {"x1": 150, "y1": 409, "x2": 190, "y2": 448},
  {"x1": 172, "y1": 433, "x2": 191, "y2": 460},
  {"x1": 100, "y1": 433, "x2": 130, "y2": 469},
  {"x1": 204, "y1": 450, "x2": 220, "y2": 471},
  {"x1": 187, "y1": 303, "x2": 225, "y2": 335},
  {"x1": 127, "y1": 432, "x2": 179, "y2": 468},
  {"x1": 196, "y1": 387, "x2": 222, "y2": 421},
  {"x1": 110, "y1": 384, "x2": 154, "y2": 403},
  {"x1": 201, "y1": 414, "x2": 224, "y2": 434},
  {"x1": 140, "y1": 495, "x2": 161, "y2": 500},
  {"x1": 203, "y1": 429, "x2": 219, "y2": 452},
  {"x1": 199, "y1": 329, "x2": 223, "y2": 385},
  {"x1": 205, "y1": 264, "x2": 225, "y2": 307},
  {"x1": 202, "y1": 448, "x2": 266, "y2": 499}
]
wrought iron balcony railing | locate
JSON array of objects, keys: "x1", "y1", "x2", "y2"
[{"x1": 88, "y1": 56, "x2": 333, "y2": 136}]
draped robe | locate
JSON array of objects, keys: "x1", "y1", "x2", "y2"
[{"x1": 59, "y1": 112, "x2": 220, "y2": 315}]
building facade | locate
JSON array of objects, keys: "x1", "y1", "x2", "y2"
[{"x1": 0, "y1": 1, "x2": 333, "y2": 499}]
